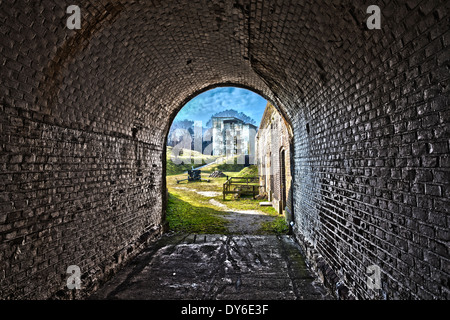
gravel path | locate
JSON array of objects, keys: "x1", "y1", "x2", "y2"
[{"x1": 209, "y1": 199, "x2": 278, "y2": 234}]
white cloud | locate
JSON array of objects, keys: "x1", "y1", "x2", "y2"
[{"x1": 172, "y1": 87, "x2": 267, "y2": 127}]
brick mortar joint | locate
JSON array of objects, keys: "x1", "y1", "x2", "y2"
[
  {"x1": 0, "y1": 102, "x2": 164, "y2": 150},
  {"x1": 291, "y1": 230, "x2": 356, "y2": 300},
  {"x1": 49, "y1": 224, "x2": 164, "y2": 300}
]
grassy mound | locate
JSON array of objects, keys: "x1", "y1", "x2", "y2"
[
  {"x1": 206, "y1": 156, "x2": 247, "y2": 173},
  {"x1": 237, "y1": 165, "x2": 258, "y2": 177},
  {"x1": 166, "y1": 146, "x2": 217, "y2": 175}
]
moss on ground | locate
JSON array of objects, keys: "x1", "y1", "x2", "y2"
[{"x1": 259, "y1": 216, "x2": 289, "y2": 234}]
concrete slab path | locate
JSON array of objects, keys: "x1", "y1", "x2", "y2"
[{"x1": 89, "y1": 233, "x2": 333, "y2": 300}]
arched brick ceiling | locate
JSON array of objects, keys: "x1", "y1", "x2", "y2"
[
  {"x1": 1, "y1": 0, "x2": 449, "y2": 300},
  {"x1": 3, "y1": 0, "x2": 410, "y2": 144}
]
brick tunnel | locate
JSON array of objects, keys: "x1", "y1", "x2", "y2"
[{"x1": 0, "y1": 0, "x2": 449, "y2": 300}]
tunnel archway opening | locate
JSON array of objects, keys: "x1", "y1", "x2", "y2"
[
  {"x1": 163, "y1": 85, "x2": 294, "y2": 236},
  {"x1": 1, "y1": 0, "x2": 446, "y2": 301}
]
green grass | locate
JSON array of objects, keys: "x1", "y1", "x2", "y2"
[
  {"x1": 166, "y1": 160, "x2": 195, "y2": 176},
  {"x1": 237, "y1": 165, "x2": 258, "y2": 177},
  {"x1": 260, "y1": 216, "x2": 290, "y2": 234},
  {"x1": 165, "y1": 160, "x2": 289, "y2": 235},
  {"x1": 166, "y1": 190, "x2": 228, "y2": 234},
  {"x1": 218, "y1": 193, "x2": 287, "y2": 234},
  {"x1": 220, "y1": 196, "x2": 278, "y2": 215},
  {"x1": 207, "y1": 156, "x2": 247, "y2": 173},
  {"x1": 166, "y1": 147, "x2": 218, "y2": 175}
]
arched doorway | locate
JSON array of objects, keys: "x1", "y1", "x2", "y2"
[{"x1": 164, "y1": 86, "x2": 292, "y2": 235}]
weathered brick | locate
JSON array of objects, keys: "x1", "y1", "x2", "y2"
[
  {"x1": 0, "y1": 0, "x2": 448, "y2": 301},
  {"x1": 421, "y1": 156, "x2": 438, "y2": 167},
  {"x1": 425, "y1": 184, "x2": 442, "y2": 196},
  {"x1": 434, "y1": 170, "x2": 450, "y2": 184}
]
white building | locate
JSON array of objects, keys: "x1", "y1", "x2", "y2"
[{"x1": 211, "y1": 117, "x2": 257, "y2": 158}]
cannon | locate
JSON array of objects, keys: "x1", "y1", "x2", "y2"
[{"x1": 176, "y1": 168, "x2": 210, "y2": 184}]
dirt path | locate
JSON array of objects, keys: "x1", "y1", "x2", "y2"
[
  {"x1": 173, "y1": 187, "x2": 222, "y2": 198},
  {"x1": 208, "y1": 199, "x2": 277, "y2": 234}
]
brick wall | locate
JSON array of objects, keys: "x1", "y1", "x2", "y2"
[
  {"x1": 0, "y1": 102, "x2": 165, "y2": 299},
  {"x1": 256, "y1": 103, "x2": 293, "y2": 214},
  {"x1": 1, "y1": 0, "x2": 448, "y2": 299},
  {"x1": 287, "y1": 1, "x2": 449, "y2": 299}
]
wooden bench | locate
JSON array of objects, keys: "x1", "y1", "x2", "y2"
[{"x1": 222, "y1": 176, "x2": 261, "y2": 200}]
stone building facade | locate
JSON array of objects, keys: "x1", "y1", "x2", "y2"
[
  {"x1": 256, "y1": 103, "x2": 293, "y2": 215},
  {"x1": 212, "y1": 117, "x2": 257, "y2": 158}
]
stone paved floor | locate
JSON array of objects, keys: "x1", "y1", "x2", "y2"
[{"x1": 89, "y1": 233, "x2": 333, "y2": 300}]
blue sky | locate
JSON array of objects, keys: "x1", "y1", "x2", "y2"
[{"x1": 173, "y1": 87, "x2": 268, "y2": 127}]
